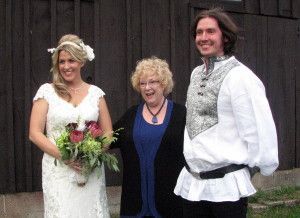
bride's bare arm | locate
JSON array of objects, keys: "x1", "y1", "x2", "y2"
[
  {"x1": 98, "y1": 97, "x2": 113, "y2": 149},
  {"x1": 29, "y1": 98, "x2": 61, "y2": 159}
]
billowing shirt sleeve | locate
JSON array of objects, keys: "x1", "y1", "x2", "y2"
[{"x1": 227, "y1": 67, "x2": 279, "y2": 176}]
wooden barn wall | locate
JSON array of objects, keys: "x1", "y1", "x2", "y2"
[{"x1": 0, "y1": 0, "x2": 299, "y2": 193}]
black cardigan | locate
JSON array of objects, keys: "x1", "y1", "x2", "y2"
[{"x1": 111, "y1": 102, "x2": 186, "y2": 218}]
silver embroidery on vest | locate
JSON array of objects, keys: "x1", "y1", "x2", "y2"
[{"x1": 186, "y1": 59, "x2": 240, "y2": 139}]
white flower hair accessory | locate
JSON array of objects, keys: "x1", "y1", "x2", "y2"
[
  {"x1": 79, "y1": 42, "x2": 95, "y2": 61},
  {"x1": 47, "y1": 40, "x2": 95, "y2": 61},
  {"x1": 47, "y1": 48, "x2": 56, "y2": 53}
]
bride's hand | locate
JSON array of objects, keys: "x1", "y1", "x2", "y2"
[
  {"x1": 102, "y1": 144, "x2": 110, "y2": 152},
  {"x1": 64, "y1": 160, "x2": 83, "y2": 173}
]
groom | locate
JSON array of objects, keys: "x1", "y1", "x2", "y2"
[{"x1": 174, "y1": 7, "x2": 279, "y2": 218}]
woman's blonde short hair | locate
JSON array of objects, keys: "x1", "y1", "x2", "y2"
[{"x1": 131, "y1": 56, "x2": 174, "y2": 96}]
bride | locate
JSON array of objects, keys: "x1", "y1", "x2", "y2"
[{"x1": 29, "y1": 34, "x2": 111, "y2": 217}]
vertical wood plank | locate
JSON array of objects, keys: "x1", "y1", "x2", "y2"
[
  {"x1": 12, "y1": 0, "x2": 27, "y2": 192},
  {"x1": 126, "y1": 0, "x2": 133, "y2": 107},
  {"x1": 74, "y1": 0, "x2": 80, "y2": 35},
  {"x1": 141, "y1": 0, "x2": 147, "y2": 57},
  {"x1": 266, "y1": 17, "x2": 296, "y2": 169},
  {"x1": 31, "y1": 1, "x2": 52, "y2": 84},
  {"x1": 171, "y1": 0, "x2": 190, "y2": 104},
  {"x1": 230, "y1": 13, "x2": 245, "y2": 63},
  {"x1": 23, "y1": 0, "x2": 33, "y2": 191},
  {"x1": 97, "y1": 1, "x2": 127, "y2": 117},
  {"x1": 96, "y1": 0, "x2": 127, "y2": 185},
  {"x1": 260, "y1": 0, "x2": 278, "y2": 16},
  {"x1": 126, "y1": 0, "x2": 142, "y2": 107},
  {"x1": 31, "y1": 0, "x2": 52, "y2": 191},
  {"x1": 292, "y1": 0, "x2": 300, "y2": 18},
  {"x1": 190, "y1": 0, "x2": 245, "y2": 13},
  {"x1": 0, "y1": 0, "x2": 10, "y2": 193},
  {"x1": 56, "y1": 0, "x2": 74, "y2": 37},
  {"x1": 4, "y1": 0, "x2": 16, "y2": 193},
  {"x1": 243, "y1": 15, "x2": 268, "y2": 86},
  {"x1": 141, "y1": 0, "x2": 171, "y2": 59},
  {"x1": 80, "y1": 1, "x2": 94, "y2": 83},
  {"x1": 169, "y1": 0, "x2": 175, "y2": 101},
  {"x1": 97, "y1": 0, "x2": 127, "y2": 119},
  {"x1": 278, "y1": 0, "x2": 292, "y2": 17},
  {"x1": 94, "y1": 0, "x2": 100, "y2": 85},
  {"x1": 296, "y1": 21, "x2": 300, "y2": 167},
  {"x1": 50, "y1": 0, "x2": 57, "y2": 46},
  {"x1": 0, "y1": 0, "x2": 6, "y2": 193},
  {"x1": 244, "y1": 0, "x2": 260, "y2": 14},
  {"x1": 189, "y1": 7, "x2": 198, "y2": 71}
]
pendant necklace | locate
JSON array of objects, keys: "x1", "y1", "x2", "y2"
[
  {"x1": 69, "y1": 82, "x2": 84, "y2": 94},
  {"x1": 145, "y1": 98, "x2": 166, "y2": 124}
]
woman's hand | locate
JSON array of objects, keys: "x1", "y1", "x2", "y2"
[
  {"x1": 64, "y1": 160, "x2": 83, "y2": 173},
  {"x1": 102, "y1": 144, "x2": 110, "y2": 152}
]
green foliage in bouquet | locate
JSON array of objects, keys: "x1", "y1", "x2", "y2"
[{"x1": 55, "y1": 121, "x2": 121, "y2": 176}]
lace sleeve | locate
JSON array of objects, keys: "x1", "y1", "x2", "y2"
[
  {"x1": 33, "y1": 83, "x2": 51, "y2": 102},
  {"x1": 90, "y1": 85, "x2": 105, "y2": 105}
]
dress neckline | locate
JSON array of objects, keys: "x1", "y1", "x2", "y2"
[
  {"x1": 142, "y1": 99, "x2": 169, "y2": 126},
  {"x1": 51, "y1": 83, "x2": 92, "y2": 108}
]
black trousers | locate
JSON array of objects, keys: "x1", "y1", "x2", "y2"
[{"x1": 182, "y1": 197, "x2": 248, "y2": 218}]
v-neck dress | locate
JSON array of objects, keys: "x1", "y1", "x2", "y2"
[
  {"x1": 132, "y1": 102, "x2": 172, "y2": 217},
  {"x1": 33, "y1": 83, "x2": 110, "y2": 218}
]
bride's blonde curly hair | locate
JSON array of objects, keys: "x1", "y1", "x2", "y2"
[{"x1": 50, "y1": 34, "x2": 88, "y2": 101}]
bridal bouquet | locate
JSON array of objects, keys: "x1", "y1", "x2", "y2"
[{"x1": 55, "y1": 120, "x2": 121, "y2": 186}]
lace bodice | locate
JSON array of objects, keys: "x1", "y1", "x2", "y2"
[
  {"x1": 34, "y1": 83, "x2": 105, "y2": 140},
  {"x1": 33, "y1": 83, "x2": 110, "y2": 218}
]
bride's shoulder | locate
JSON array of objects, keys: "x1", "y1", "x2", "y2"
[
  {"x1": 33, "y1": 83, "x2": 55, "y2": 102},
  {"x1": 35, "y1": 83, "x2": 54, "y2": 93},
  {"x1": 89, "y1": 84, "x2": 105, "y2": 98},
  {"x1": 38, "y1": 83, "x2": 54, "y2": 91}
]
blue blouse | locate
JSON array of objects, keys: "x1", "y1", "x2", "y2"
[{"x1": 132, "y1": 100, "x2": 173, "y2": 218}]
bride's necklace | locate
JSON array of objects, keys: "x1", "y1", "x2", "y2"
[
  {"x1": 145, "y1": 98, "x2": 166, "y2": 124},
  {"x1": 69, "y1": 82, "x2": 84, "y2": 94}
]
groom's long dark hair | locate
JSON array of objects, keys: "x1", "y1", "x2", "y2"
[{"x1": 191, "y1": 7, "x2": 239, "y2": 55}]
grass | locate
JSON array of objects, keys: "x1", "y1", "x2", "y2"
[
  {"x1": 248, "y1": 205, "x2": 300, "y2": 218},
  {"x1": 249, "y1": 186, "x2": 300, "y2": 203},
  {"x1": 111, "y1": 186, "x2": 300, "y2": 218},
  {"x1": 247, "y1": 186, "x2": 300, "y2": 218},
  {"x1": 111, "y1": 207, "x2": 300, "y2": 218}
]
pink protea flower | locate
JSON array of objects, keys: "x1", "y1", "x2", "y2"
[
  {"x1": 86, "y1": 121, "x2": 103, "y2": 138},
  {"x1": 70, "y1": 130, "x2": 84, "y2": 143},
  {"x1": 85, "y1": 121, "x2": 99, "y2": 129}
]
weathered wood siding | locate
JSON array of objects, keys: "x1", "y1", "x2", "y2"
[{"x1": 0, "y1": 0, "x2": 299, "y2": 193}]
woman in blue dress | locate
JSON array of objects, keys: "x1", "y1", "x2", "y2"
[{"x1": 111, "y1": 56, "x2": 186, "y2": 218}]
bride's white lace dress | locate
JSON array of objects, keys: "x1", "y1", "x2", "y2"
[{"x1": 33, "y1": 83, "x2": 110, "y2": 218}]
